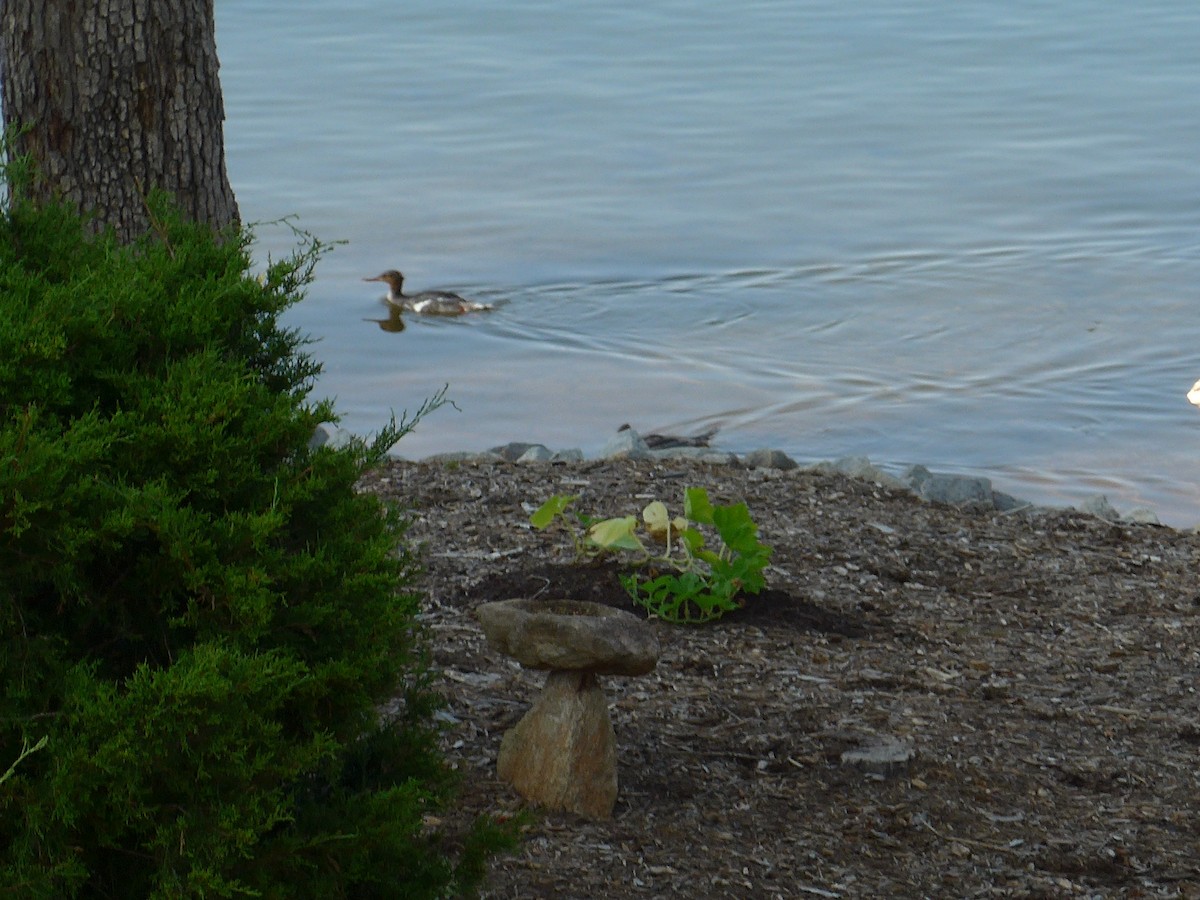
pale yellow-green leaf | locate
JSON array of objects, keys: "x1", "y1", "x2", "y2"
[
  {"x1": 587, "y1": 516, "x2": 645, "y2": 552},
  {"x1": 642, "y1": 501, "x2": 671, "y2": 541}
]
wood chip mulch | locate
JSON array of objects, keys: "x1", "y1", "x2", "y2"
[{"x1": 360, "y1": 457, "x2": 1200, "y2": 899}]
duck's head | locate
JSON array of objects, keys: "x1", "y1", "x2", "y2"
[{"x1": 364, "y1": 270, "x2": 405, "y2": 292}]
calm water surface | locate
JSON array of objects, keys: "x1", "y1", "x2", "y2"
[{"x1": 216, "y1": 1, "x2": 1200, "y2": 524}]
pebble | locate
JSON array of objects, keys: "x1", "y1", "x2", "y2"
[{"x1": 840, "y1": 735, "x2": 916, "y2": 778}]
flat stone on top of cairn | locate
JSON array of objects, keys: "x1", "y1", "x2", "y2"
[
  {"x1": 475, "y1": 598, "x2": 660, "y2": 820},
  {"x1": 476, "y1": 598, "x2": 659, "y2": 675}
]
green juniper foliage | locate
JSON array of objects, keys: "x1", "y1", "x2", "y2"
[{"x1": 0, "y1": 190, "x2": 511, "y2": 897}]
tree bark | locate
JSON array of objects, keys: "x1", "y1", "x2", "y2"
[{"x1": 0, "y1": 0, "x2": 239, "y2": 241}]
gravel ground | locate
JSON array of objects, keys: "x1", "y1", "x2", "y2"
[{"x1": 361, "y1": 456, "x2": 1200, "y2": 899}]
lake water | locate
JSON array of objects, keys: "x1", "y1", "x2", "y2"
[{"x1": 215, "y1": 1, "x2": 1200, "y2": 525}]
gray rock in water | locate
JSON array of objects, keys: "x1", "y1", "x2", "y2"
[
  {"x1": 991, "y1": 490, "x2": 1031, "y2": 512},
  {"x1": 497, "y1": 670, "x2": 618, "y2": 820},
  {"x1": 832, "y1": 456, "x2": 884, "y2": 479},
  {"x1": 743, "y1": 448, "x2": 798, "y2": 470},
  {"x1": 1079, "y1": 494, "x2": 1120, "y2": 521},
  {"x1": 810, "y1": 456, "x2": 905, "y2": 489},
  {"x1": 1078, "y1": 497, "x2": 1161, "y2": 526},
  {"x1": 517, "y1": 445, "x2": 554, "y2": 463},
  {"x1": 903, "y1": 465, "x2": 993, "y2": 506},
  {"x1": 601, "y1": 428, "x2": 652, "y2": 460},
  {"x1": 1124, "y1": 507, "x2": 1160, "y2": 525},
  {"x1": 489, "y1": 441, "x2": 545, "y2": 462},
  {"x1": 476, "y1": 598, "x2": 660, "y2": 676},
  {"x1": 902, "y1": 463, "x2": 932, "y2": 490}
]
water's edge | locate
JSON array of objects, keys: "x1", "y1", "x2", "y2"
[{"x1": 313, "y1": 424, "x2": 1176, "y2": 529}]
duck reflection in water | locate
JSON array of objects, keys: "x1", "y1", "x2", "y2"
[{"x1": 365, "y1": 303, "x2": 406, "y2": 333}]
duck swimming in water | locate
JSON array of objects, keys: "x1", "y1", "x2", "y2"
[{"x1": 363, "y1": 270, "x2": 493, "y2": 316}]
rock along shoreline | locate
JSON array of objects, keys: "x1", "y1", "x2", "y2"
[{"x1": 312, "y1": 423, "x2": 1164, "y2": 527}]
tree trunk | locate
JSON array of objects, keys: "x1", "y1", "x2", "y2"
[{"x1": 0, "y1": 0, "x2": 239, "y2": 241}]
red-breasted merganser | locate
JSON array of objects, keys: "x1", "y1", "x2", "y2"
[{"x1": 363, "y1": 270, "x2": 493, "y2": 315}]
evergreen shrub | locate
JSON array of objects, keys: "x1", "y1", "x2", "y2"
[{"x1": 0, "y1": 194, "x2": 509, "y2": 897}]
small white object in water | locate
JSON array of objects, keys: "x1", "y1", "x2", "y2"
[{"x1": 1188, "y1": 380, "x2": 1200, "y2": 407}]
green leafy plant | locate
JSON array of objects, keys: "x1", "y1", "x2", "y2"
[{"x1": 530, "y1": 487, "x2": 772, "y2": 624}]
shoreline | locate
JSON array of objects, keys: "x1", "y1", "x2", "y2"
[{"x1": 317, "y1": 423, "x2": 1170, "y2": 529}]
